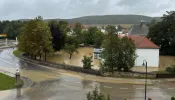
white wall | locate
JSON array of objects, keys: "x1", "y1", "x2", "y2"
[{"x1": 135, "y1": 49, "x2": 159, "y2": 67}]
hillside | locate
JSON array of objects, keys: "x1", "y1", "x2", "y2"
[{"x1": 20, "y1": 15, "x2": 161, "y2": 24}]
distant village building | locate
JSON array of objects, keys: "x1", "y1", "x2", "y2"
[
  {"x1": 128, "y1": 20, "x2": 149, "y2": 36},
  {"x1": 67, "y1": 24, "x2": 88, "y2": 36},
  {"x1": 93, "y1": 48, "x2": 103, "y2": 59}
]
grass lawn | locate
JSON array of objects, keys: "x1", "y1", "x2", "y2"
[
  {"x1": 0, "y1": 73, "x2": 20, "y2": 90},
  {"x1": 13, "y1": 50, "x2": 22, "y2": 57}
]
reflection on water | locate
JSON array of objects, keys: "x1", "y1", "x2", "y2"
[
  {"x1": 47, "y1": 47, "x2": 100, "y2": 69},
  {"x1": 0, "y1": 76, "x2": 174, "y2": 100},
  {"x1": 16, "y1": 88, "x2": 22, "y2": 98}
]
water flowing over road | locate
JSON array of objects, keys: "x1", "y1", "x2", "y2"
[{"x1": 0, "y1": 48, "x2": 175, "y2": 100}]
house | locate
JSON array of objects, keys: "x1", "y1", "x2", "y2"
[
  {"x1": 128, "y1": 35, "x2": 160, "y2": 67},
  {"x1": 93, "y1": 35, "x2": 160, "y2": 67},
  {"x1": 128, "y1": 20, "x2": 149, "y2": 36}
]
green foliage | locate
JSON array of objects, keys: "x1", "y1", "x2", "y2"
[
  {"x1": 65, "y1": 35, "x2": 79, "y2": 47},
  {"x1": 0, "y1": 20, "x2": 24, "y2": 39},
  {"x1": 101, "y1": 25, "x2": 136, "y2": 72},
  {"x1": 73, "y1": 23, "x2": 83, "y2": 44},
  {"x1": 83, "y1": 26, "x2": 104, "y2": 47},
  {"x1": 147, "y1": 19, "x2": 157, "y2": 27},
  {"x1": 13, "y1": 50, "x2": 22, "y2": 57},
  {"x1": 148, "y1": 11, "x2": 175, "y2": 56},
  {"x1": 86, "y1": 86, "x2": 110, "y2": 100},
  {"x1": 171, "y1": 97, "x2": 175, "y2": 100},
  {"x1": 64, "y1": 43, "x2": 78, "y2": 59},
  {"x1": 166, "y1": 65, "x2": 175, "y2": 74},
  {"x1": 18, "y1": 16, "x2": 53, "y2": 61},
  {"x1": 82, "y1": 56, "x2": 93, "y2": 69},
  {"x1": 48, "y1": 20, "x2": 68, "y2": 51}
]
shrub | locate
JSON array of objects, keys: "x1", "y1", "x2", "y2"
[
  {"x1": 82, "y1": 56, "x2": 93, "y2": 69},
  {"x1": 166, "y1": 65, "x2": 175, "y2": 73},
  {"x1": 171, "y1": 96, "x2": 175, "y2": 100},
  {"x1": 86, "y1": 86, "x2": 110, "y2": 100}
]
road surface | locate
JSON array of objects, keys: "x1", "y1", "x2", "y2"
[{"x1": 0, "y1": 48, "x2": 174, "y2": 100}]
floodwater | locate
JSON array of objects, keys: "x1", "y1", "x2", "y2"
[
  {"x1": 0, "y1": 48, "x2": 175, "y2": 100},
  {"x1": 47, "y1": 47, "x2": 159, "y2": 72},
  {"x1": 47, "y1": 47, "x2": 100, "y2": 69}
]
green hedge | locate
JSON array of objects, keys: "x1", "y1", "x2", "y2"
[{"x1": 13, "y1": 50, "x2": 22, "y2": 57}]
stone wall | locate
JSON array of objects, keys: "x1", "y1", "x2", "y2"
[
  {"x1": 103, "y1": 71, "x2": 156, "y2": 78},
  {"x1": 20, "y1": 56, "x2": 156, "y2": 78}
]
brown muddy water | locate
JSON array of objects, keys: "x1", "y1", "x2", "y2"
[{"x1": 47, "y1": 47, "x2": 100, "y2": 69}]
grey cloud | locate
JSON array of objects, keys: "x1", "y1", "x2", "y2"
[
  {"x1": 116, "y1": 0, "x2": 172, "y2": 15},
  {"x1": 0, "y1": 0, "x2": 174, "y2": 20}
]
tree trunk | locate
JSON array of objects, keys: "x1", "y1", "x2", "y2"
[
  {"x1": 69, "y1": 53, "x2": 72, "y2": 59},
  {"x1": 44, "y1": 52, "x2": 46, "y2": 61},
  {"x1": 39, "y1": 54, "x2": 41, "y2": 60},
  {"x1": 35, "y1": 55, "x2": 36, "y2": 60}
]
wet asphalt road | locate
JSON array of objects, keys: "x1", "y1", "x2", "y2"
[{"x1": 0, "y1": 48, "x2": 175, "y2": 100}]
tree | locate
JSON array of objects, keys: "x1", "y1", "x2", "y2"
[
  {"x1": 64, "y1": 43, "x2": 78, "y2": 59},
  {"x1": 147, "y1": 18, "x2": 157, "y2": 27},
  {"x1": 82, "y1": 56, "x2": 93, "y2": 69},
  {"x1": 117, "y1": 37, "x2": 136, "y2": 71},
  {"x1": 101, "y1": 25, "x2": 118, "y2": 72},
  {"x1": 148, "y1": 11, "x2": 175, "y2": 55},
  {"x1": 83, "y1": 26, "x2": 104, "y2": 47},
  {"x1": 48, "y1": 20, "x2": 68, "y2": 51},
  {"x1": 94, "y1": 30, "x2": 104, "y2": 47},
  {"x1": 86, "y1": 86, "x2": 110, "y2": 100},
  {"x1": 18, "y1": 16, "x2": 53, "y2": 61},
  {"x1": 101, "y1": 25, "x2": 136, "y2": 72},
  {"x1": 73, "y1": 23, "x2": 83, "y2": 44},
  {"x1": 2, "y1": 20, "x2": 23, "y2": 39}
]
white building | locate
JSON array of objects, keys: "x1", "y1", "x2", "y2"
[
  {"x1": 93, "y1": 48, "x2": 103, "y2": 59},
  {"x1": 93, "y1": 35, "x2": 160, "y2": 67},
  {"x1": 129, "y1": 35, "x2": 160, "y2": 67}
]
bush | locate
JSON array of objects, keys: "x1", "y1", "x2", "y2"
[
  {"x1": 86, "y1": 86, "x2": 110, "y2": 100},
  {"x1": 166, "y1": 65, "x2": 175, "y2": 73},
  {"x1": 13, "y1": 50, "x2": 22, "y2": 57},
  {"x1": 82, "y1": 56, "x2": 93, "y2": 69},
  {"x1": 171, "y1": 97, "x2": 175, "y2": 100}
]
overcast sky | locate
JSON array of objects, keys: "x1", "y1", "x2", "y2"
[{"x1": 0, "y1": 0, "x2": 174, "y2": 20}]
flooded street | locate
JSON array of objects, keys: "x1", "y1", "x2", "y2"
[{"x1": 0, "y1": 48, "x2": 175, "y2": 100}]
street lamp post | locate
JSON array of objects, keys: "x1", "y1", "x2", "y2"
[{"x1": 142, "y1": 60, "x2": 147, "y2": 100}]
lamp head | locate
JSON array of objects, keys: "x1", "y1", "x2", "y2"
[{"x1": 142, "y1": 62, "x2": 145, "y2": 66}]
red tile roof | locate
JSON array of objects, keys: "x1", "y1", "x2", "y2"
[
  {"x1": 118, "y1": 34, "x2": 160, "y2": 49},
  {"x1": 128, "y1": 35, "x2": 160, "y2": 49}
]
